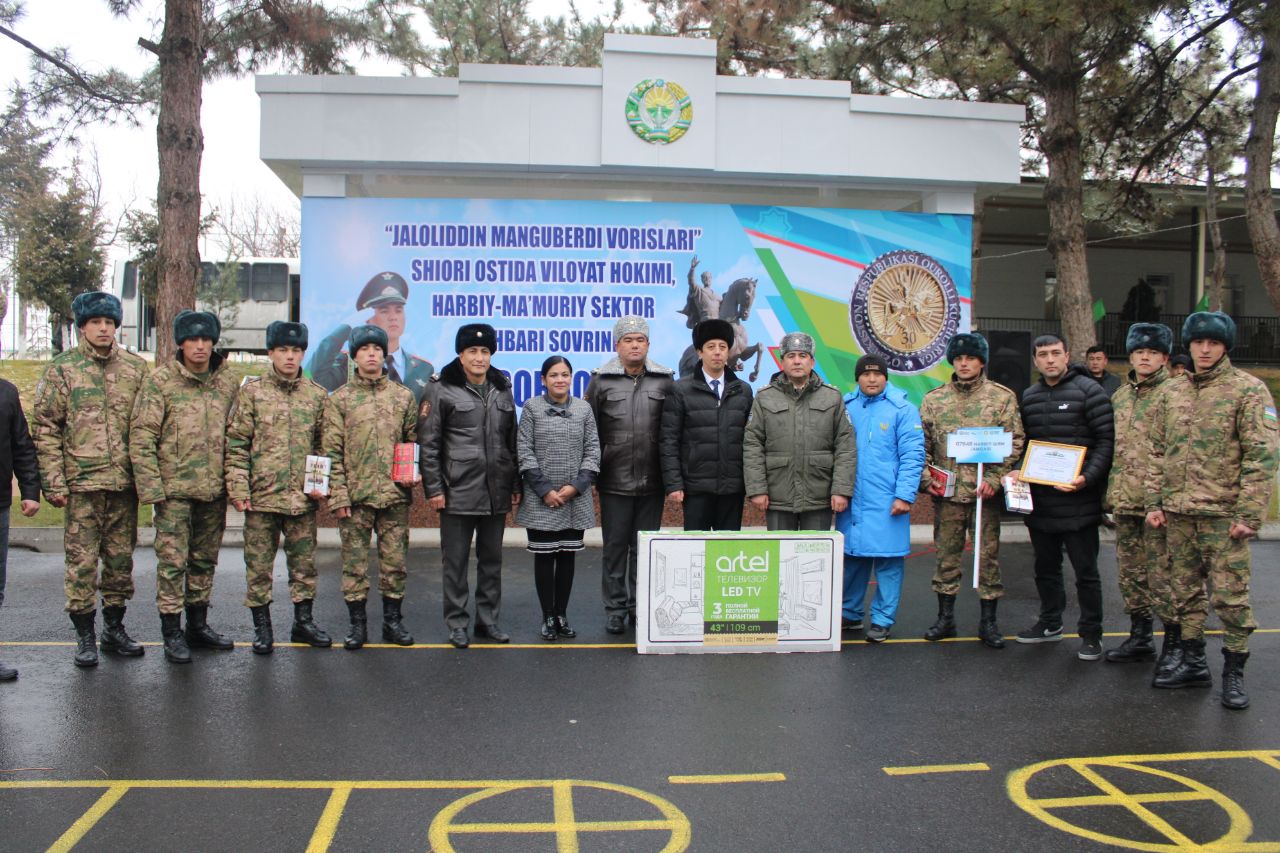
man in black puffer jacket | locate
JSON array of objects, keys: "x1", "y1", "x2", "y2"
[
  {"x1": 660, "y1": 319, "x2": 754, "y2": 531},
  {"x1": 1015, "y1": 334, "x2": 1115, "y2": 661}
]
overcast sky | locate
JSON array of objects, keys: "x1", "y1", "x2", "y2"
[{"x1": 0, "y1": 0, "x2": 632, "y2": 263}]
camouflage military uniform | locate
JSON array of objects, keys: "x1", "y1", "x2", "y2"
[
  {"x1": 1105, "y1": 366, "x2": 1179, "y2": 622},
  {"x1": 129, "y1": 355, "x2": 239, "y2": 614},
  {"x1": 1146, "y1": 355, "x2": 1279, "y2": 652},
  {"x1": 321, "y1": 372, "x2": 417, "y2": 602},
  {"x1": 225, "y1": 368, "x2": 326, "y2": 607},
  {"x1": 32, "y1": 338, "x2": 149, "y2": 614},
  {"x1": 918, "y1": 374, "x2": 1025, "y2": 599}
]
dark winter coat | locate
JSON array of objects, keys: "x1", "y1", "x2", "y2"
[
  {"x1": 418, "y1": 359, "x2": 519, "y2": 515},
  {"x1": 1019, "y1": 365, "x2": 1115, "y2": 531},
  {"x1": 0, "y1": 379, "x2": 39, "y2": 509},
  {"x1": 659, "y1": 369, "x2": 753, "y2": 496},
  {"x1": 584, "y1": 357, "x2": 675, "y2": 496}
]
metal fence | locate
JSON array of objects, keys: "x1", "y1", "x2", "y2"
[{"x1": 976, "y1": 314, "x2": 1280, "y2": 365}]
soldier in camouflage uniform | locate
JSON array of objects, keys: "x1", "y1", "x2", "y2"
[
  {"x1": 1103, "y1": 323, "x2": 1179, "y2": 666},
  {"x1": 33, "y1": 292, "x2": 149, "y2": 668},
  {"x1": 129, "y1": 311, "x2": 240, "y2": 664},
  {"x1": 1146, "y1": 311, "x2": 1278, "y2": 709},
  {"x1": 322, "y1": 324, "x2": 420, "y2": 651},
  {"x1": 225, "y1": 321, "x2": 331, "y2": 655},
  {"x1": 918, "y1": 333, "x2": 1024, "y2": 648}
]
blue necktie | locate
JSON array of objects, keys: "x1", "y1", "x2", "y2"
[{"x1": 711, "y1": 378, "x2": 721, "y2": 399}]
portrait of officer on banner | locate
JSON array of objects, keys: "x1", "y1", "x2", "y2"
[{"x1": 307, "y1": 271, "x2": 435, "y2": 404}]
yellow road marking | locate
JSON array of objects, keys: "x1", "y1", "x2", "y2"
[
  {"x1": 305, "y1": 784, "x2": 351, "y2": 853},
  {"x1": 46, "y1": 784, "x2": 128, "y2": 853},
  {"x1": 667, "y1": 773, "x2": 786, "y2": 784},
  {"x1": 553, "y1": 780, "x2": 580, "y2": 853},
  {"x1": 1007, "y1": 751, "x2": 1280, "y2": 852},
  {"x1": 883, "y1": 763, "x2": 990, "y2": 776}
]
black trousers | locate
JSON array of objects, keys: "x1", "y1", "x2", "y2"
[
  {"x1": 440, "y1": 512, "x2": 505, "y2": 631},
  {"x1": 682, "y1": 492, "x2": 744, "y2": 532},
  {"x1": 599, "y1": 492, "x2": 664, "y2": 616},
  {"x1": 1027, "y1": 525, "x2": 1103, "y2": 638}
]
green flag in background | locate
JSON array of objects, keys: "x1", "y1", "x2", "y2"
[
  {"x1": 1092, "y1": 299, "x2": 1106, "y2": 322},
  {"x1": 1195, "y1": 293, "x2": 1210, "y2": 312}
]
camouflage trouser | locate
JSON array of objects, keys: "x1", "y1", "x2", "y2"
[
  {"x1": 1113, "y1": 513, "x2": 1172, "y2": 622},
  {"x1": 339, "y1": 503, "x2": 409, "y2": 602},
  {"x1": 154, "y1": 497, "x2": 228, "y2": 615},
  {"x1": 931, "y1": 498, "x2": 1002, "y2": 599},
  {"x1": 1166, "y1": 512, "x2": 1255, "y2": 652},
  {"x1": 63, "y1": 490, "x2": 139, "y2": 614},
  {"x1": 243, "y1": 510, "x2": 318, "y2": 608}
]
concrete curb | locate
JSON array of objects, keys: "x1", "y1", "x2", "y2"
[{"x1": 11, "y1": 522, "x2": 1280, "y2": 553}]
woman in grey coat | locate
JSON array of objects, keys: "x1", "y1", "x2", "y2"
[{"x1": 516, "y1": 357, "x2": 601, "y2": 640}]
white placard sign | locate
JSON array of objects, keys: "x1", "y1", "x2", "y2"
[{"x1": 637, "y1": 531, "x2": 844, "y2": 654}]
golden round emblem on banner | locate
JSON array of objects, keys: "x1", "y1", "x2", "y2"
[{"x1": 849, "y1": 249, "x2": 961, "y2": 374}]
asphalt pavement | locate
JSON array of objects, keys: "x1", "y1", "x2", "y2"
[{"x1": 1, "y1": 532, "x2": 1277, "y2": 852}]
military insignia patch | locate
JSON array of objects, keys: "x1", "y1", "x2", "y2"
[
  {"x1": 626, "y1": 79, "x2": 693, "y2": 145},
  {"x1": 1264, "y1": 406, "x2": 1276, "y2": 424},
  {"x1": 418, "y1": 399, "x2": 432, "y2": 420},
  {"x1": 848, "y1": 249, "x2": 961, "y2": 375}
]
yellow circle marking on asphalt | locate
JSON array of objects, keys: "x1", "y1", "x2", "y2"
[
  {"x1": 1007, "y1": 756, "x2": 1277, "y2": 852},
  {"x1": 426, "y1": 779, "x2": 692, "y2": 853}
]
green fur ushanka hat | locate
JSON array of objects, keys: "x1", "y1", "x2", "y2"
[
  {"x1": 266, "y1": 321, "x2": 308, "y2": 351},
  {"x1": 1125, "y1": 323, "x2": 1172, "y2": 355},
  {"x1": 945, "y1": 332, "x2": 989, "y2": 364},
  {"x1": 173, "y1": 310, "x2": 220, "y2": 345},
  {"x1": 1182, "y1": 311, "x2": 1235, "y2": 351},
  {"x1": 72, "y1": 291, "x2": 122, "y2": 328},
  {"x1": 349, "y1": 324, "x2": 389, "y2": 355}
]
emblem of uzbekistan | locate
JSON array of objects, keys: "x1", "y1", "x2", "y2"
[{"x1": 626, "y1": 79, "x2": 693, "y2": 144}]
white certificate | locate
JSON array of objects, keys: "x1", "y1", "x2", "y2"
[{"x1": 1019, "y1": 441, "x2": 1086, "y2": 487}]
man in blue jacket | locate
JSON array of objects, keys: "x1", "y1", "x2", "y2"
[{"x1": 836, "y1": 355, "x2": 925, "y2": 642}]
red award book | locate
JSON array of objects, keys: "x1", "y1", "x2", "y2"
[{"x1": 392, "y1": 443, "x2": 419, "y2": 482}]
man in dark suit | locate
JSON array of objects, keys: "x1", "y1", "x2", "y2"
[{"x1": 1, "y1": 378, "x2": 41, "y2": 681}]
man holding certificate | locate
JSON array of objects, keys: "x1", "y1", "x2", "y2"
[{"x1": 1016, "y1": 334, "x2": 1114, "y2": 660}]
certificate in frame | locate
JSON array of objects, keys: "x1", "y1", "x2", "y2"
[{"x1": 1019, "y1": 440, "x2": 1087, "y2": 487}]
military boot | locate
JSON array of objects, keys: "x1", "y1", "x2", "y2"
[
  {"x1": 185, "y1": 605, "x2": 234, "y2": 650},
  {"x1": 250, "y1": 606, "x2": 273, "y2": 655},
  {"x1": 1152, "y1": 638, "x2": 1212, "y2": 689},
  {"x1": 1152, "y1": 622, "x2": 1183, "y2": 684},
  {"x1": 1105, "y1": 614, "x2": 1155, "y2": 663},
  {"x1": 344, "y1": 600, "x2": 367, "y2": 651},
  {"x1": 290, "y1": 600, "x2": 332, "y2": 648},
  {"x1": 100, "y1": 605, "x2": 144, "y2": 657},
  {"x1": 70, "y1": 611, "x2": 99, "y2": 668},
  {"x1": 923, "y1": 593, "x2": 957, "y2": 642},
  {"x1": 977, "y1": 598, "x2": 1004, "y2": 649},
  {"x1": 160, "y1": 613, "x2": 191, "y2": 664},
  {"x1": 1221, "y1": 650, "x2": 1250, "y2": 710},
  {"x1": 381, "y1": 596, "x2": 414, "y2": 646}
]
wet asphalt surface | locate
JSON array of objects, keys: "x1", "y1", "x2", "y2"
[{"x1": 0, "y1": 533, "x2": 1278, "y2": 852}]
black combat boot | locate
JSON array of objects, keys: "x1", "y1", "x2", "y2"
[
  {"x1": 1221, "y1": 650, "x2": 1250, "y2": 710},
  {"x1": 381, "y1": 596, "x2": 414, "y2": 646},
  {"x1": 923, "y1": 593, "x2": 957, "y2": 642},
  {"x1": 1106, "y1": 614, "x2": 1155, "y2": 662},
  {"x1": 1152, "y1": 622, "x2": 1182, "y2": 684},
  {"x1": 1153, "y1": 638, "x2": 1212, "y2": 689},
  {"x1": 290, "y1": 600, "x2": 332, "y2": 648},
  {"x1": 160, "y1": 613, "x2": 191, "y2": 664},
  {"x1": 977, "y1": 598, "x2": 1004, "y2": 648},
  {"x1": 344, "y1": 599, "x2": 367, "y2": 651},
  {"x1": 70, "y1": 610, "x2": 99, "y2": 668},
  {"x1": 250, "y1": 605, "x2": 273, "y2": 655},
  {"x1": 185, "y1": 605, "x2": 234, "y2": 650},
  {"x1": 540, "y1": 614, "x2": 557, "y2": 642},
  {"x1": 100, "y1": 605, "x2": 144, "y2": 657}
]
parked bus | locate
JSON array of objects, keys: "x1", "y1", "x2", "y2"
[{"x1": 111, "y1": 257, "x2": 300, "y2": 353}]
